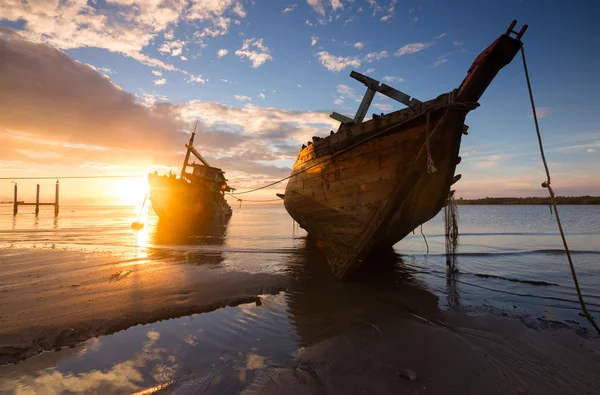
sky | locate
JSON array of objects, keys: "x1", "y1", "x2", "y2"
[{"x1": 0, "y1": 0, "x2": 599, "y2": 205}]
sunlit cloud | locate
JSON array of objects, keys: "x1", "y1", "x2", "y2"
[
  {"x1": 282, "y1": 4, "x2": 298, "y2": 13},
  {"x1": 217, "y1": 48, "x2": 229, "y2": 58},
  {"x1": 153, "y1": 78, "x2": 167, "y2": 85},
  {"x1": 316, "y1": 51, "x2": 360, "y2": 71},
  {"x1": 152, "y1": 70, "x2": 162, "y2": 76},
  {"x1": 394, "y1": 42, "x2": 434, "y2": 56},
  {"x1": 235, "y1": 95, "x2": 252, "y2": 102},
  {"x1": 311, "y1": 34, "x2": 319, "y2": 47},
  {"x1": 235, "y1": 38, "x2": 273, "y2": 68},
  {"x1": 353, "y1": 41, "x2": 365, "y2": 50},
  {"x1": 382, "y1": 76, "x2": 404, "y2": 84},
  {"x1": 364, "y1": 50, "x2": 388, "y2": 62}
]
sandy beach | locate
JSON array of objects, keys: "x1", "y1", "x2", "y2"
[
  {"x1": 0, "y1": 247, "x2": 289, "y2": 365},
  {"x1": 1, "y1": 244, "x2": 599, "y2": 394}
]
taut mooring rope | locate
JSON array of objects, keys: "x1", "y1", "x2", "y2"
[{"x1": 521, "y1": 44, "x2": 600, "y2": 334}]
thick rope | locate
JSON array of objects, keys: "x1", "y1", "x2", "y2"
[
  {"x1": 521, "y1": 45, "x2": 600, "y2": 334},
  {"x1": 425, "y1": 111, "x2": 438, "y2": 174}
]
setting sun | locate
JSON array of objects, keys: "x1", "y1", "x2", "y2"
[{"x1": 112, "y1": 177, "x2": 148, "y2": 207}]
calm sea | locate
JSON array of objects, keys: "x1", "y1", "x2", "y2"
[{"x1": 0, "y1": 204, "x2": 599, "y2": 392}]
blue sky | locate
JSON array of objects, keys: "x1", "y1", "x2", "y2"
[{"x1": 0, "y1": 0, "x2": 599, "y2": 203}]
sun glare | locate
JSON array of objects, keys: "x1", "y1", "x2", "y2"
[{"x1": 113, "y1": 177, "x2": 148, "y2": 207}]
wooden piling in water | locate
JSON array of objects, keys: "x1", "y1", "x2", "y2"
[
  {"x1": 13, "y1": 183, "x2": 17, "y2": 215},
  {"x1": 54, "y1": 180, "x2": 59, "y2": 216},
  {"x1": 35, "y1": 184, "x2": 40, "y2": 215}
]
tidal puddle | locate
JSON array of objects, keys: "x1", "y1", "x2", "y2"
[{"x1": 0, "y1": 249, "x2": 440, "y2": 394}]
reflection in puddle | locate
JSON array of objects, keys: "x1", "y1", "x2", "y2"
[{"x1": 0, "y1": 246, "x2": 439, "y2": 394}]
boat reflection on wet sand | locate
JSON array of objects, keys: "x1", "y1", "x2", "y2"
[{"x1": 3, "y1": 239, "x2": 597, "y2": 394}]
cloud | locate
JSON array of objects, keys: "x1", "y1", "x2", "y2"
[
  {"x1": 433, "y1": 53, "x2": 452, "y2": 67},
  {"x1": 217, "y1": 48, "x2": 229, "y2": 58},
  {"x1": 382, "y1": 76, "x2": 404, "y2": 84},
  {"x1": 282, "y1": 4, "x2": 298, "y2": 13},
  {"x1": 154, "y1": 78, "x2": 167, "y2": 85},
  {"x1": 365, "y1": 68, "x2": 375, "y2": 74},
  {"x1": 453, "y1": 41, "x2": 464, "y2": 47},
  {"x1": 0, "y1": 32, "x2": 342, "y2": 190},
  {"x1": 0, "y1": 31, "x2": 184, "y2": 155},
  {"x1": 0, "y1": 0, "x2": 249, "y2": 74},
  {"x1": 331, "y1": 0, "x2": 344, "y2": 12},
  {"x1": 529, "y1": 107, "x2": 553, "y2": 119},
  {"x1": 235, "y1": 38, "x2": 273, "y2": 68},
  {"x1": 235, "y1": 95, "x2": 252, "y2": 102},
  {"x1": 353, "y1": 42, "x2": 365, "y2": 50},
  {"x1": 372, "y1": 103, "x2": 393, "y2": 112},
  {"x1": 180, "y1": 55, "x2": 188, "y2": 61},
  {"x1": 311, "y1": 35, "x2": 319, "y2": 47},
  {"x1": 158, "y1": 40, "x2": 186, "y2": 57},
  {"x1": 297, "y1": 84, "x2": 303, "y2": 88},
  {"x1": 307, "y1": 0, "x2": 326, "y2": 15},
  {"x1": 435, "y1": 32, "x2": 448, "y2": 39},
  {"x1": 394, "y1": 42, "x2": 434, "y2": 56},
  {"x1": 336, "y1": 84, "x2": 357, "y2": 97},
  {"x1": 364, "y1": 50, "x2": 388, "y2": 62},
  {"x1": 588, "y1": 148, "x2": 597, "y2": 153},
  {"x1": 473, "y1": 155, "x2": 502, "y2": 168},
  {"x1": 257, "y1": 93, "x2": 266, "y2": 99},
  {"x1": 316, "y1": 51, "x2": 360, "y2": 72},
  {"x1": 221, "y1": 79, "x2": 229, "y2": 83},
  {"x1": 411, "y1": 17, "x2": 419, "y2": 22},
  {"x1": 188, "y1": 74, "x2": 206, "y2": 84}
]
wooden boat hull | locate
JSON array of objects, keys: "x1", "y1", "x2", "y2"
[
  {"x1": 284, "y1": 104, "x2": 464, "y2": 278},
  {"x1": 148, "y1": 174, "x2": 232, "y2": 226},
  {"x1": 283, "y1": 23, "x2": 527, "y2": 278}
]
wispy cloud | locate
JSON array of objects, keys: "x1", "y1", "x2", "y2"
[
  {"x1": 433, "y1": 53, "x2": 452, "y2": 67},
  {"x1": 529, "y1": 107, "x2": 553, "y2": 119},
  {"x1": 235, "y1": 38, "x2": 273, "y2": 68},
  {"x1": 372, "y1": 103, "x2": 393, "y2": 112},
  {"x1": 235, "y1": 95, "x2": 252, "y2": 102},
  {"x1": 217, "y1": 49, "x2": 229, "y2": 58},
  {"x1": 353, "y1": 42, "x2": 365, "y2": 50},
  {"x1": 453, "y1": 41, "x2": 464, "y2": 47},
  {"x1": 316, "y1": 51, "x2": 360, "y2": 72},
  {"x1": 434, "y1": 32, "x2": 448, "y2": 39},
  {"x1": 365, "y1": 68, "x2": 375, "y2": 74},
  {"x1": 154, "y1": 78, "x2": 167, "y2": 85},
  {"x1": 282, "y1": 4, "x2": 298, "y2": 13},
  {"x1": 364, "y1": 50, "x2": 388, "y2": 62},
  {"x1": 394, "y1": 42, "x2": 434, "y2": 56},
  {"x1": 383, "y1": 76, "x2": 404, "y2": 84}
]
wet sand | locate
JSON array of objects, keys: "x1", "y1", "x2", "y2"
[
  {"x1": 0, "y1": 248, "x2": 289, "y2": 365},
  {"x1": 0, "y1": 245, "x2": 599, "y2": 394}
]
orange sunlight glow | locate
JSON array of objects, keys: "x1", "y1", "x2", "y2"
[{"x1": 112, "y1": 177, "x2": 148, "y2": 207}]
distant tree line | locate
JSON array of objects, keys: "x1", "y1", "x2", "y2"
[{"x1": 456, "y1": 196, "x2": 600, "y2": 205}]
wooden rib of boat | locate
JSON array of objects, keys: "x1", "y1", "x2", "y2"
[
  {"x1": 148, "y1": 132, "x2": 234, "y2": 225},
  {"x1": 283, "y1": 21, "x2": 528, "y2": 279}
]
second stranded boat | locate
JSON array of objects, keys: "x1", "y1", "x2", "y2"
[
  {"x1": 282, "y1": 21, "x2": 528, "y2": 279},
  {"x1": 148, "y1": 132, "x2": 234, "y2": 225}
]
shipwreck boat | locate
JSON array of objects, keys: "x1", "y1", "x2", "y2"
[
  {"x1": 283, "y1": 21, "x2": 528, "y2": 279},
  {"x1": 148, "y1": 132, "x2": 234, "y2": 225}
]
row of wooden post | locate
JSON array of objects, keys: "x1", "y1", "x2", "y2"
[{"x1": 13, "y1": 181, "x2": 59, "y2": 216}]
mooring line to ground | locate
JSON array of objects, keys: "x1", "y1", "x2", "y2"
[{"x1": 521, "y1": 44, "x2": 600, "y2": 334}]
